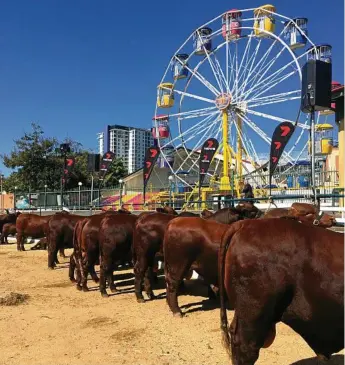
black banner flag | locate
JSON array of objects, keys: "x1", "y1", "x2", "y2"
[
  {"x1": 99, "y1": 151, "x2": 115, "y2": 181},
  {"x1": 62, "y1": 157, "x2": 75, "y2": 186},
  {"x1": 199, "y1": 138, "x2": 219, "y2": 188},
  {"x1": 269, "y1": 122, "x2": 295, "y2": 189},
  {"x1": 143, "y1": 146, "x2": 161, "y2": 203}
]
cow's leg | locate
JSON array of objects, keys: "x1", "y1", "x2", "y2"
[
  {"x1": 80, "y1": 254, "x2": 89, "y2": 292},
  {"x1": 16, "y1": 233, "x2": 23, "y2": 251},
  {"x1": 48, "y1": 235, "x2": 58, "y2": 269},
  {"x1": 134, "y1": 255, "x2": 148, "y2": 303},
  {"x1": 59, "y1": 247, "x2": 66, "y2": 259},
  {"x1": 108, "y1": 267, "x2": 117, "y2": 293},
  {"x1": 0, "y1": 233, "x2": 5, "y2": 244},
  {"x1": 99, "y1": 255, "x2": 108, "y2": 297},
  {"x1": 75, "y1": 256, "x2": 83, "y2": 291},
  {"x1": 99, "y1": 255, "x2": 116, "y2": 297},
  {"x1": 69, "y1": 254, "x2": 76, "y2": 282},
  {"x1": 143, "y1": 255, "x2": 156, "y2": 300},
  {"x1": 87, "y1": 248, "x2": 99, "y2": 283}
]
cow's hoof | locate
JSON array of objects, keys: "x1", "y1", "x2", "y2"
[
  {"x1": 110, "y1": 287, "x2": 118, "y2": 293},
  {"x1": 82, "y1": 287, "x2": 89, "y2": 292},
  {"x1": 93, "y1": 278, "x2": 100, "y2": 284},
  {"x1": 173, "y1": 312, "x2": 183, "y2": 318},
  {"x1": 101, "y1": 292, "x2": 109, "y2": 298},
  {"x1": 146, "y1": 293, "x2": 156, "y2": 300},
  {"x1": 70, "y1": 278, "x2": 76, "y2": 283},
  {"x1": 136, "y1": 298, "x2": 145, "y2": 304},
  {"x1": 47, "y1": 267, "x2": 54, "y2": 270},
  {"x1": 76, "y1": 285, "x2": 82, "y2": 291}
]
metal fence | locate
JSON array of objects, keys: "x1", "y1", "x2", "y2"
[{"x1": 11, "y1": 170, "x2": 342, "y2": 211}]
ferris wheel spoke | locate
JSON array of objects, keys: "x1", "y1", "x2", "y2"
[
  {"x1": 286, "y1": 115, "x2": 310, "y2": 155},
  {"x1": 186, "y1": 118, "x2": 223, "y2": 174},
  {"x1": 237, "y1": 112, "x2": 294, "y2": 164},
  {"x1": 165, "y1": 112, "x2": 219, "y2": 149},
  {"x1": 242, "y1": 49, "x2": 307, "y2": 100},
  {"x1": 246, "y1": 90, "x2": 300, "y2": 108},
  {"x1": 177, "y1": 58, "x2": 220, "y2": 96},
  {"x1": 235, "y1": 34, "x2": 254, "y2": 91},
  {"x1": 233, "y1": 42, "x2": 239, "y2": 101},
  {"x1": 240, "y1": 22, "x2": 291, "y2": 95},
  {"x1": 228, "y1": 42, "x2": 237, "y2": 91},
  {"x1": 212, "y1": 52, "x2": 230, "y2": 93},
  {"x1": 246, "y1": 108, "x2": 309, "y2": 130},
  {"x1": 237, "y1": 37, "x2": 262, "y2": 97},
  {"x1": 179, "y1": 115, "x2": 221, "y2": 171},
  {"x1": 173, "y1": 88, "x2": 215, "y2": 104},
  {"x1": 169, "y1": 106, "x2": 218, "y2": 120},
  {"x1": 245, "y1": 69, "x2": 298, "y2": 102},
  {"x1": 196, "y1": 32, "x2": 224, "y2": 92},
  {"x1": 237, "y1": 37, "x2": 281, "y2": 97},
  {"x1": 248, "y1": 95, "x2": 300, "y2": 108}
]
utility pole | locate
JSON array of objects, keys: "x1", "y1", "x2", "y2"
[{"x1": 58, "y1": 143, "x2": 71, "y2": 210}]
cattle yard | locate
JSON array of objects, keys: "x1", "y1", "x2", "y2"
[{"x1": 0, "y1": 241, "x2": 343, "y2": 365}]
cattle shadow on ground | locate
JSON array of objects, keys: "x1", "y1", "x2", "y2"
[
  {"x1": 180, "y1": 298, "x2": 219, "y2": 315},
  {"x1": 107, "y1": 287, "x2": 135, "y2": 297},
  {"x1": 114, "y1": 272, "x2": 134, "y2": 281},
  {"x1": 290, "y1": 354, "x2": 344, "y2": 365}
]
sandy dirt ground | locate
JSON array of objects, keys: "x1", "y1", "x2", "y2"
[{"x1": 0, "y1": 243, "x2": 343, "y2": 365}]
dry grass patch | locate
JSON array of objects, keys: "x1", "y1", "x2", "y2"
[{"x1": 0, "y1": 292, "x2": 29, "y2": 306}]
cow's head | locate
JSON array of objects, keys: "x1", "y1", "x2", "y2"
[
  {"x1": 201, "y1": 209, "x2": 213, "y2": 218},
  {"x1": 312, "y1": 212, "x2": 336, "y2": 228}
]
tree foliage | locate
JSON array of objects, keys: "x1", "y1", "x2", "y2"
[{"x1": 1, "y1": 123, "x2": 127, "y2": 192}]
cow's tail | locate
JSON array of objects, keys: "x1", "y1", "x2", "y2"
[{"x1": 218, "y1": 223, "x2": 238, "y2": 360}]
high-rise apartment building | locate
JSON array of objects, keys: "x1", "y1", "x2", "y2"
[{"x1": 97, "y1": 125, "x2": 154, "y2": 173}]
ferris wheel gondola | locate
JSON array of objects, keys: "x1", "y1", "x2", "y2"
[{"x1": 152, "y1": 5, "x2": 332, "y2": 190}]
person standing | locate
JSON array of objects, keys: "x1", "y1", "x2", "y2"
[{"x1": 241, "y1": 179, "x2": 254, "y2": 199}]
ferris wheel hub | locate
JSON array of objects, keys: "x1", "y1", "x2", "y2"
[{"x1": 215, "y1": 93, "x2": 232, "y2": 110}]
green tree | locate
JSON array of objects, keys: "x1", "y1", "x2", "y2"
[
  {"x1": 1, "y1": 123, "x2": 127, "y2": 192},
  {"x1": 101, "y1": 158, "x2": 127, "y2": 187}
]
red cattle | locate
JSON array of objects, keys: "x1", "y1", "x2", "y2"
[
  {"x1": 0, "y1": 223, "x2": 16, "y2": 244},
  {"x1": 156, "y1": 206, "x2": 178, "y2": 215},
  {"x1": 47, "y1": 213, "x2": 85, "y2": 269},
  {"x1": 69, "y1": 218, "x2": 87, "y2": 283},
  {"x1": 98, "y1": 214, "x2": 138, "y2": 297},
  {"x1": 30, "y1": 237, "x2": 48, "y2": 250},
  {"x1": 218, "y1": 219, "x2": 344, "y2": 364},
  {"x1": 290, "y1": 202, "x2": 318, "y2": 216},
  {"x1": 205, "y1": 208, "x2": 241, "y2": 224},
  {"x1": 16, "y1": 213, "x2": 52, "y2": 251},
  {"x1": 0, "y1": 211, "x2": 21, "y2": 243},
  {"x1": 164, "y1": 217, "x2": 229, "y2": 316},
  {"x1": 264, "y1": 207, "x2": 336, "y2": 228},
  {"x1": 133, "y1": 212, "x2": 176, "y2": 302},
  {"x1": 72, "y1": 210, "x2": 121, "y2": 292}
]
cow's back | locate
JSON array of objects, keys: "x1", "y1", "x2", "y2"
[
  {"x1": 16, "y1": 213, "x2": 51, "y2": 237},
  {"x1": 223, "y1": 218, "x2": 344, "y2": 358}
]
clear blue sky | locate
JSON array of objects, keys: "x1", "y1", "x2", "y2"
[{"x1": 0, "y1": 0, "x2": 343, "y2": 176}]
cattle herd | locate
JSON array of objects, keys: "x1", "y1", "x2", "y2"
[{"x1": 0, "y1": 202, "x2": 343, "y2": 364}]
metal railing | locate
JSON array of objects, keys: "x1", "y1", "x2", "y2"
[{"x1": 11, "y1": 171, "x2": 342, "y2": 212}]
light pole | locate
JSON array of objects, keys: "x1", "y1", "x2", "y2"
[
  {"x1": 78, "y1": 182, "x2": 82, "y2": 210},
  {"x1": 14, "y1": 186, "x2": 17, "y2": 210},
  {"x1": 119, "y1": 179, "x2": 123, "y2": 208},
  {"x1": 44, "y1": 185, "x2": 48, "y2": 210},
  {"x1": 168, "y1": 175, "x2": 174, "y2": 207}
]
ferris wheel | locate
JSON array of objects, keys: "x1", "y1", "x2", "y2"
[{"x1": 153, "y1": 5, "x2": 333, "y2": 190}]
